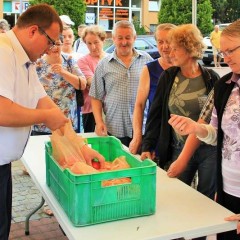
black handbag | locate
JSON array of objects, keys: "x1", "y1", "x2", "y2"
[{"x1": 76, "y1": 87, "x2": 84, "y2": 107}]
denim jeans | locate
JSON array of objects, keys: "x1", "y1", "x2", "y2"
[{"x1": 170, "y1": 143, "x2": 217, "y2": 200}]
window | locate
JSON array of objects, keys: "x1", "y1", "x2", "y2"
[{"x1": 149, "y1": 1, "x2": 159, "y2": 12}]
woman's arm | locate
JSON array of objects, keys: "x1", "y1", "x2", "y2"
[
  {"x1": 51, "y1": 64, "x2": 87, "y2": 90},
  {"x1": 129, "y1": 66, "x2": 150, "y2": 154}
]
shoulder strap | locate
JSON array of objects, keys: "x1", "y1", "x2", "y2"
[{"x1": 76, "y1": 39, "x2": 80, "y2": 51}]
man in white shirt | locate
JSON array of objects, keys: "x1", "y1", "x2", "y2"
[{"x1": 0, "y1": 4, "x2": 68, "y2": 239}]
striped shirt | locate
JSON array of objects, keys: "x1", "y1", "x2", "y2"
[{"x1": 89, "y1": 49, "x2": 152, "y2": 138}]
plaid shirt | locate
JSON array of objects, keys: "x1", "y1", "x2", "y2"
[
  {"x1": 199, "y1": 89, "x2": 214, "y2": 123},
  {"x1": 89, "y1": 49, "x2": 152, "y2": 138}
]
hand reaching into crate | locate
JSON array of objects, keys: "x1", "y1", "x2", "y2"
[
  {"x1": 81, "y1": 144, "x2": 105, "y2": 168},
  {"x1": 50, "y1": 121, "x2": 106, "y2": 170}
]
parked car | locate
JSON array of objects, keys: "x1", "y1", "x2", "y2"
[
  {"x1": 219, "y1": 23, "x2": 231, "y2": 31},
  {"x1": 202, "y1": 36, "x2": 214, "y2": 65},
  {"x1": 104, "y1": 35, "x2": 160, "y2": 59}
]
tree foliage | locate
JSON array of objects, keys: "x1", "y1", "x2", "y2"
[
  {"x1": 210, "y1": 0, "x2": 228, "y2": 24},
  {"x1": 211, "y1": 0, "x2": 240, "y2": 24},
  {"x1": 132, "y1": 16, "x2": 146, "y2": 35},
  {"x1": 158, "y1": 0, "x2": 213, "y2": 35},
  {"x1": 29, "y1": 0, "x2": 86, "y2": 31}
]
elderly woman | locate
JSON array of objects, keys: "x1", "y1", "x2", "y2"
[
  {"x1": 169, "y1": 20, "x2": 240, "y2": 240},
  {"x1": 77, "y1": 25, "x2": 107, "y2": 133},
  {"x1": 33, "y1": 36, "x2": 86, "y2": 134},
  {"x1": 129, "y1": 23, "x2": 176, "y2": 155},
  {"x1": 141, "y1": 24, "x2": 219, "y2": 205}
]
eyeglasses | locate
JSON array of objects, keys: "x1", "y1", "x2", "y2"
[
  {"x1": 219, "y1": 45, "x2": 240, "y2": 57},
  {"x1": 38, "y1": 26, "x2": 56, "y2": 49}
]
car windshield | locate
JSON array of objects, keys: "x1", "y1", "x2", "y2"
[
  {"x1": 103, "y1": 38, "x2": 113, "y2": 50},
  {"x1": 145, "y1": 36, "x2": 157, "y2": 47}
]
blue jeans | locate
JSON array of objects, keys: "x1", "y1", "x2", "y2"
[{"x1": 170, "y1": 143, "x2": 217, "y2": 200}]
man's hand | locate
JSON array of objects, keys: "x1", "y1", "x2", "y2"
[
  {"x1": 129, "y1": 136, "x2": 142, "y2": 154},
  {"x1": 95, "y1": 123, "x2": 107, "y2": 136},
  {"x1": 81, "y1": 144, "x2": 105, "y2": 168}
]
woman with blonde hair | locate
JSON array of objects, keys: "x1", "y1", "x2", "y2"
[
  {"x1": 77, "y1": 25, "x2": 107, "y2": 132},
  {"x1": 142, "y1": 24, "x2": 219, "y2": 232},
  {"x1": 169, "y1": 20, "x2": 240, "y2": 240}
]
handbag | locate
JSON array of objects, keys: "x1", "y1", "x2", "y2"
[{"x1": 76, "y1": 87, "x2": 84, "y2": 107}]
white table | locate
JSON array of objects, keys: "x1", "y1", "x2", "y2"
[{"x1": 21, "y1": 134, "x2": 236, "y2": 240}]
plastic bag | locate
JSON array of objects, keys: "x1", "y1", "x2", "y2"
[
  {"x1": 50, "y1": 122, "x2": 86, "y2": 168},
  {"x1": 101, "y1": 156, "x2": 132, "y2": 186},
  {"x1": 70, "y1": 162, "x2": 98, "y2": 174}
]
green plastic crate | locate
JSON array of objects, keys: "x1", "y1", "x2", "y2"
[{"x1": 45, "y1": 136, "x2": 156, "y2": 226}]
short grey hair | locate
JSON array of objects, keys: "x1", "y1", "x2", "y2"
[
  {"x1": 0, "y1": 19, "x2": 10, "y2": 31},
  {"x1": 112, "y1": 20, "x2": 136, "y2": 37},
  {"x1": 154, "y1": 23, "x2": 176, "y2": 40}
]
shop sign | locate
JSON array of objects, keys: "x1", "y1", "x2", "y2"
[
  {"x1": 12, "y1": 1, "x2": 30, "y2": 13},
  {"x1": 85, "y1": 0, "x2": 123, "y2": 6},
  {"x1": 85, "y1": 13, "x2": 95, "y2": 24}
]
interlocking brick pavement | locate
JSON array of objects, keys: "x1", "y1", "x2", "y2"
[{"x1": 10, "y1": 160, "x2": 67, "y2": 240}]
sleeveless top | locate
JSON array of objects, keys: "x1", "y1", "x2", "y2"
[{"x1": 146, "y1": 59, "x2": 164, "y2": 113}]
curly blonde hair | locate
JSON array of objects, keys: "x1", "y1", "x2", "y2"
[{"x1": 169, "y1": 24, "x2": 206, "y2": 59}]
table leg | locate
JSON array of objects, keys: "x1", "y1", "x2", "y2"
[{"x1": 25, "y1": 197, "x2": 45, "y2": 235}]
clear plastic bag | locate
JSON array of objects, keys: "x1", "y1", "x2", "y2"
[{"x1": 50, "y1": 122, "x2": 86, "y2": 168}]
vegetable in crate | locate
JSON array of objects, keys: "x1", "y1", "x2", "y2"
[{"x1": 91, "y1": 159, "x2": 101, "y2": 170}]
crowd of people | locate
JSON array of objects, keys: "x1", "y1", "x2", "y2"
[{"x1": 0, "y1": 3, "x2": 240, "y2": 240}]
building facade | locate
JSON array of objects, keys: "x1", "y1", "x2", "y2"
[
  {"x1": 2, "y1": 0, "x2": 160, "y2": 33},
  {"x1": 85, "y1": 0, "x2": 159, "y2": 33}
]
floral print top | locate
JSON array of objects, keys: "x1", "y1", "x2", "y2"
[
  {"x1": 33, "y1": 53, "x2": 84, "y2": 133},
  {"x1": 211, "y1": 77, "x2": 240, "y2": 197}
]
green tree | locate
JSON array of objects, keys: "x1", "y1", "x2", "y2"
[
  {"x1": 221, "y1": 0, "x2": 240, "y2": 23},
  {"x1": 210, "y1": 0, "x2": 228, "y2": 24},
  {"x1": 132, "y1": 16, "x2": 146, "y2": 35},
  {"x1": 158, "y1": 0, "x2": 213, "y2": 35},
  {"x1": 29, "y1": 0, "x2": 86, "y2": 31}
]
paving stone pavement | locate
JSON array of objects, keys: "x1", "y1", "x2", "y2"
[{"x1": 10, "y1": 160, "x2": 67, "y2": 240}]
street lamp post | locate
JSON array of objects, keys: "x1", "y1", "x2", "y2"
[
  {"x1": 20, "y1": 0, "x2": 23, "y2": 15},
  {"x1": 192, "y1": 0, "x2": 197, "y2": 25}
]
